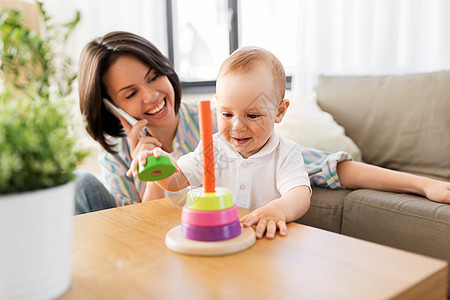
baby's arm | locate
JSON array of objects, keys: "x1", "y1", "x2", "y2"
[
  {"x1": 241, "y1": 185, "x2": 311, "y2": 239},
  {"x1": 142, "y1": 182, "x2": 165, "y2": 202},
  {"x1": 127, "y1": 147, "x2": 190, "y2": 192}
]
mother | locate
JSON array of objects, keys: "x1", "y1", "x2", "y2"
[{"x1": 75, "y1": 31, "x2": 449, "y2": 214}]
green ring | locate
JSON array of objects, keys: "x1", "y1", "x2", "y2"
[
  {"x1": 186, "y1": 187, "x2": 234, "y2": 211},
  {"x1": 138, "y1": 156, "x2": 176, "y2": 181}
]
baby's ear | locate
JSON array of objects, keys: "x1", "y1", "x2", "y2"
[{"x1": 275, "y1": 99, "x2": 290, "y2": 123}]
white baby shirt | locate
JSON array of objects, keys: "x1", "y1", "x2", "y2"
[{"x1": 176, "y1": 131, "x2": 311, "y2": 211}]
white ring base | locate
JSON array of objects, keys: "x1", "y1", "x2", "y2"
[{"x1": 165, "y1": 225, "x2": 256, "y2": 256}]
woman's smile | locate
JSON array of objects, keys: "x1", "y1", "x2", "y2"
[{"x1": 145, "y1": 98, "x2": 166, "y2": 116}]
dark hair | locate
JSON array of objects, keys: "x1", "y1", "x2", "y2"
[{"x1": 78, "y1": 31, "x2": 182, "y2": 154}]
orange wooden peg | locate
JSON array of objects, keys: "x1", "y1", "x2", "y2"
[{"x1": 198, "y1": 100, "x2": 215, "y2": 193}]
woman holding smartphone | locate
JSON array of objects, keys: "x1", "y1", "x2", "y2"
[{"x1": 75, "y1": 31, "x2": 449, "y2": 214}]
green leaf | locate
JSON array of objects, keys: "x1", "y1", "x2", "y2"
[{"x1": 0, "y1": 3, "x2": 88, "y2": 194}]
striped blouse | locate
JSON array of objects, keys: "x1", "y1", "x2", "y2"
[{"x1": 98, "y1": 101, "x2": 352, "y2": 206}]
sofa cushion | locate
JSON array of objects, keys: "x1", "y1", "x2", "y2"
[
  {"x1": 295, "y1": 187, "x2": 351, "y2": 233},
  {"x1": 341, "y1": 189, "x2": 450, "y2": 296},
  {"x1": 276, "y1": 92, "x2": 362, "y2": 161},
  {"x1": 315, "y1": 71, "x2": 450, "y2": 179}
]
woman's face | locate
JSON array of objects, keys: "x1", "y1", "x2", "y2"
[{"x1": 102, "y1": 55, "x2": 177, "y2": 130}]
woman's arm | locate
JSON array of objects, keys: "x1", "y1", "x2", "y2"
[
  {"x1": 337, "y1": 161, "x2": 450, "y2": 203},
  {"x1": 99, "y1": 146, "x2": 142, "y2": 205}
]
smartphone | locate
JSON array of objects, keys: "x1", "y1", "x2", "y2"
[{"x1": 103, "y1": 98, "x2": 147, "y2": 137}]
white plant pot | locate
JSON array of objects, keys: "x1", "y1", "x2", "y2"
[{"x1": 0, "y1": 181, "x2": 75, "y2": 300}]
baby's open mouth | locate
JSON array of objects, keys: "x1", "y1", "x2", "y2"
[
  {"x1": 145, "y1": 99, "x2": 166, "y2": 116},
  {"x1": 233, "y1": 137, "x2": 250, "y2": 144}
]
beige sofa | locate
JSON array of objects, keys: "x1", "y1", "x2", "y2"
[{"x1": 287, "y1": 70, "x2": 450, "y2": 297}]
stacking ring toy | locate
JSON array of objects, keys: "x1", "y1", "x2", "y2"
[
  {"x1": 138, "y1": 155, "x2": 176, "y2": 181},
  {"x1": 182, "y1": 204, "x2": 239, "y2": 227},
  {"x1": 181, "y1": 220, "x2": 241, "y2": 241},
  {"x1": 186, "y1": 187, "x2": 234, "y2": 211},
  {"x1": 164, "y1": 100, "x2": 255, "y2": 256}
]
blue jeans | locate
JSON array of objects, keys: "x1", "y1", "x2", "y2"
[{"x1": 74, "y1": 170, "x2": 115, "y2": 214}]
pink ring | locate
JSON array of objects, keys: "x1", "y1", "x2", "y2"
[{"x1": 181, "y1": 204, "x2": 239, "y2": 227}]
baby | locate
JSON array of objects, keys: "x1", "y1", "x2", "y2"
[{"x1": 128, "y1": 46, "x2": 311, "y2": 239}]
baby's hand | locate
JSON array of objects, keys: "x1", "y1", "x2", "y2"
[
  {"x1": 126, "y1": 147, "x2": 171, "y2": 178},
  {"x1": 240, "y1": 201, "x2": 287, "y2": 239}
]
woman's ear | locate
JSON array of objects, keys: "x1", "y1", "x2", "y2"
[{"x1": 275, "y1": 99, "x2": 290, "y2": 123}]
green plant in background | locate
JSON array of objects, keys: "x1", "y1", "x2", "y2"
[
  {"x1": 0, "y1": 1, "x2": 88, "y2": 194},
  {"x1": 0, "y1": 1, "x2": 80, "y2": 99},
  {"x1": 0, "y1": 91, "x2": 88, "y2": 193}
]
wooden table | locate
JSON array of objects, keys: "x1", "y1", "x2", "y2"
[{"x1": 60, "y1": 195, "x2": 447, "y2": 300}]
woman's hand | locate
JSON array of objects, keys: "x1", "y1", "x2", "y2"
[
  {"x1": 119, "y1": 117, "x2": 162, "y2": 159},
  {"x1": 240, "y1": 201, "x2": 287, "y2": 239},
  {"x1": 423, "y1": 180, "x2": 450, "y2": 204}
]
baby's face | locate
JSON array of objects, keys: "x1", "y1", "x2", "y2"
[{"x1": 215, "y1": 69, "x2": 282, "y2": 158}]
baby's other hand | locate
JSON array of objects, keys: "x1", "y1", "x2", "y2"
[{"x1": 240, "y1": 202, "x2": 287, "y2": 239}]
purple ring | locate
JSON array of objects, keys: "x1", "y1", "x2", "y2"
[
  {"x1": 182, "y1": 204, "x2": 239, "y2": 227},
  {"x1": 181, "y1": 220, "x2": 242, "y2": 241}
]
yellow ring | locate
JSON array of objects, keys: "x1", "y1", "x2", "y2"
[{"x1": 186, "y1": 187, "x2": 234, "y2": 211}]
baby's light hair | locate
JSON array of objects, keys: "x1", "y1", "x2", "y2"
[{"x1": 218, "y1": 46, "x2": 286, "y2": 102}]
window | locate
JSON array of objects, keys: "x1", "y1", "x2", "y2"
[
  {"x1": 169, "y1": 0, "x2": 230, "y2": 83},
  {"x1": 167, "y1": 0, "x2": 296, "y2": 93},
  {"x1": 239, "y1": 0, "x2": 298, "y2": 78}
]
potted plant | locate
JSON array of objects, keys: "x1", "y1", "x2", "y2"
[{"x1": 0, "y1": 2, "x2": 87, "y2": 299}]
